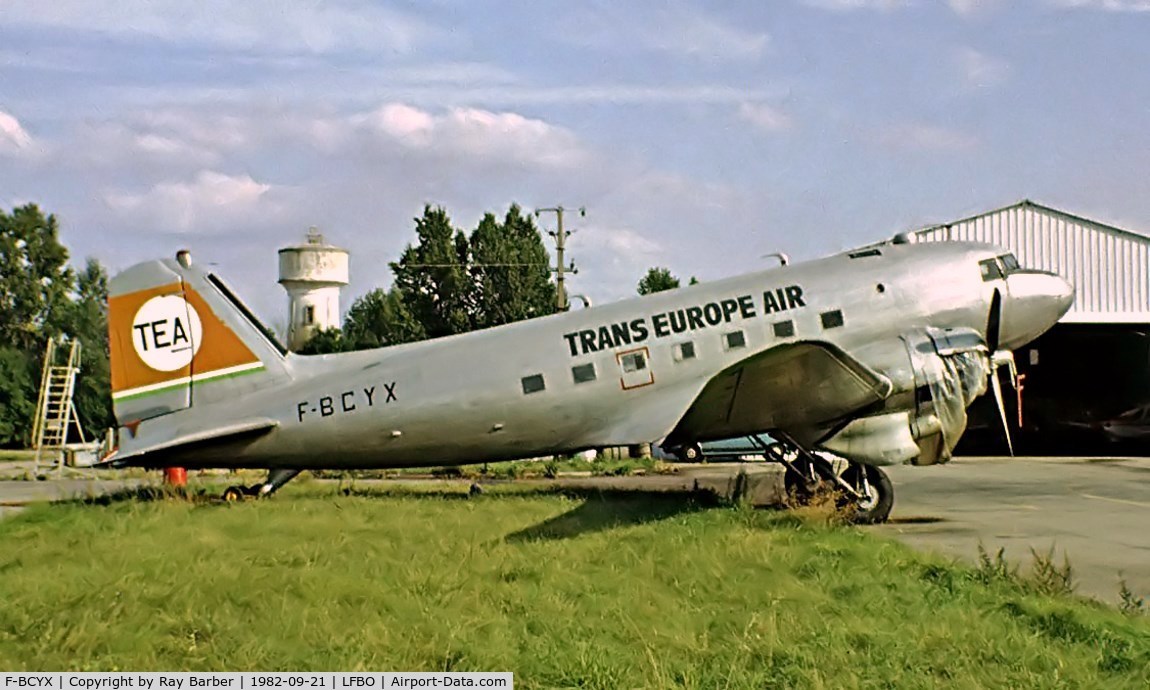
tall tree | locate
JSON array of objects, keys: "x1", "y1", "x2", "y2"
[
  {"x1": 637, "y1": 267, "x2": 681, "y2": 295},
  {"x1": 0, "y1": 348, "x2": 35, "y2": 447},
  {"x1": 0, "y1": 204, "x2": 113, "y2": 445},
  {"x1": 298, "y1": 327, "x2": 350, "y2": 355},
  {"x1": 390, "y1": 206, "x2": 473, "y2": 339},
  {"x1": 65, "y1": 259, "x2": 113, "y2": 437},
  {"x1": 470, "y1": 204, "x2": 555, "y2": 329},
  {"x1": 342, "y1": 287, "x2": 425, "y2": 349},
  {"x1": 0, "y1": 204, "x2": 74, "y2": 351}
]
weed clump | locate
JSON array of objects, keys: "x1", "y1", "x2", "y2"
[
  {"x1": 975, "y1": 543, "x2": 1016, "y2": 584},
  {"x1": 1119, "y1": 580, "x2": 1145, "y2": 616},
  {"x1": 1029, "y1": 546, "x2": 1075, "y2": 596}
]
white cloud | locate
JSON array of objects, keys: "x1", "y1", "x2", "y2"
[
  {"x1": 136, "y1": 110, "x2": 251, "y2": 150},
  {"x1": 578, "y1": 225, "x2": 663, "y2": 257},
  {"x1": 569, "y1": 5, "x2": 769, "y2": 62},
  {"x1": 465, "y1": 85, "x2": 775, "y2": 106},
  {"x1": 955, "y1": 47, "x2": 1011, "y2": 89},
  {"x1": 0, "y1": 0, "x2": 435, "y2": 54},
  {"x1": 739, "y1": 103, "x2": 793, "y2": 132},
  {"x1": 948, "y1": 0, "x2": 1004, "y2": 16},
  {"x1": 877, "y1": 123, "x2": 978, "y2": 152},
  {"x1": 386, "y1": 63, "x2": 521, "y2": 87},
  {"x1": 354, "y1": 104, "x2": 590, "y2": 170},
  {"x1": 801, "y1": 0, "x2": 914, "y2": 10},
  {"x1": 1047, "y1": 0, "x2": 1150, "y2": 10},
  {"x1": 0, "y1": 110, "x2": 33, "y2": 153},
  {"x1": 104, "y1": 171, "x2": 276, "y2": 233},
  {"x1": 639, "y1": 6, "x2": 769, "y2": 61},
  {"x1": 362, "y1": 104, "x2": 435, "y2": 145}
]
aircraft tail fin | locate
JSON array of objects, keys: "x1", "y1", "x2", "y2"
[{"x1": 108, "y1": 252, "x2": 290, "y2": 425}]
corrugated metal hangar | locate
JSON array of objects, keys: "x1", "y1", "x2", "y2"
[{"x1": 914, "y1": 200, "x2": 1150, "y2": 454}]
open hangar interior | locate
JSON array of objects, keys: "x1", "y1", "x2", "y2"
[{"x1": 913, "y1": 199, "x2": 1150, "y2": 455}]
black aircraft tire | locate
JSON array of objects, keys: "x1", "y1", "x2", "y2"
[
  {"x1": 222, "y1": 486, "x2": 246, "y2": 502},
  {"x1": 839, "y1": 464, "x2": 894, "y2": 524},
  {"x1": 679, "y1": 443, "x2": 703, "y2": 462}
]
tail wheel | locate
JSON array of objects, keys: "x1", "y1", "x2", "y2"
[
  {"x1": 222, "y1": 486, "x2": 247, "y2": 502},
  {"x1": 838, "y1": 464, "x2": 894, "y2": 524}
]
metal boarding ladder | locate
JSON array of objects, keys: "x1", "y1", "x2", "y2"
[{"x1": 32, "y1": 337, "x2": 86, "y2": 478}]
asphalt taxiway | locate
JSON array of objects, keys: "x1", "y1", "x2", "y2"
[{"x1": 878, "y1": 456, "x2": 1150, "y2": 603}]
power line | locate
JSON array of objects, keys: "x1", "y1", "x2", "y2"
[
  {"x1": 536, "y1": 205, "x2": 583, "y2": 311},
  {"x1": 403, "y1": 263, "x2": 548, "y2": 268}
]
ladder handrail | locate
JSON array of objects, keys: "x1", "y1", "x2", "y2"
[
  {"x1": 33, "y1": 337, "x2": 86, "y2": 476},
  {"x1": 30, "y1": 338, "x2": 56, "y2": 448}
]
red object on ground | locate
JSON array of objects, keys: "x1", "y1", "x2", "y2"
[{"x1": 163, "y1": 467, "x2": 187, "y2": 486}]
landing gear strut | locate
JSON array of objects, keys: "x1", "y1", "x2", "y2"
[
  {"x1": 222, "y1": 469, "x2": 302, "y2": 502},
  {"x1": 771, "y1": 434, "x2": 894, "y2": 524}
]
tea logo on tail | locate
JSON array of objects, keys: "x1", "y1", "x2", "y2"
[{"x1": 131, "y1": 295, "x2": 203, "y2": 371}]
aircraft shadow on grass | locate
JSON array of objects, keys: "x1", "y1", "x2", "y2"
[
  {"x1": 503, "y1": 489, "x2": 720, "y2": 543},
  {"x1": 63, "y1": 485, "x2": 218, "y2": 507}
]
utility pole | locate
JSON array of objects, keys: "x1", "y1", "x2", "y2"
[{"x1": 535, "y1": 205, "x2": 584, "y2": 311}]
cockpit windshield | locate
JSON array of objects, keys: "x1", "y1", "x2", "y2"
[
  {"x1": 978, "y1": 258, "x2": 1003, "y2": 282},
  {"x1": 980, "y1": 253, "x2": 1022, "y2": 282}
]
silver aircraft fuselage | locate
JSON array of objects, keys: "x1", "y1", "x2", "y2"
[{"x1": 105, "y1": 240, "x2": 1072, "y2": 470}]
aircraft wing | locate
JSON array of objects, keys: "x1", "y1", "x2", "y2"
[
  {"x1": 666, "y1": 341, "x2": 893, "y2": 445},
  {"x1": 96, "y1": 418, "x2": 278, "y2": 468}
]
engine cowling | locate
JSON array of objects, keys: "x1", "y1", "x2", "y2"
[{"x1": 818, "y1": 328, "x2": 991, "y2": 466}]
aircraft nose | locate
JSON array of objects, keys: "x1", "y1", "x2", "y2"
[{"x1": 999, "y1": 271, "x2": 1074, "y2": 350}]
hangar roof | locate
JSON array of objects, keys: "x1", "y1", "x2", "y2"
[{"x1": 912, "y1": 200, "x2": 1150, "y2": 324}]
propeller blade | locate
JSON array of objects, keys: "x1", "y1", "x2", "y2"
[
  {"x1": 990, "y1": 366, "x2": 1014, "y2": 457},
  {"x1": 986, "y1": 289, "x2": 1002, "y2": 353}
]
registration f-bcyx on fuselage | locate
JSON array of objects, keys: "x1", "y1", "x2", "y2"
[{"x1": 101, "y1": 237, "x2": 1072, "y2": 501}]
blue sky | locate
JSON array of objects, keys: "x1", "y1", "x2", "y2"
[{"x1": 1, "y1": 0, "x2": 1148, "y2": 329}]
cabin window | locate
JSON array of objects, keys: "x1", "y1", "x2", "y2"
[
  {"x1": 848, "y1": 248, "x2": 881, "y2": 259},
  {"x1": 979, "y1": 258, "x2": 1003, "y2": 282},
  {"x1": 304, "y1": 305, "x2": 316, "y2": 325},
  {"x1": 674, "y1": 341, "x2": 696, "y2": 361},
  {"x1": 1029, "y1": 349, "x2": 1039, "y2": 366},
  {"x1": 572, "y1": 363, "x2": 596, "y2": 384},
  {"x1": 820, "y1": 310, "x2": 844, "y2": 330},
  {"x1": 521, "y1": 374, "x2": 546, "y2": 395},
  {"x1": 773, "y1": 320, "x2": 795, "y2": 338},
  {"x1": 724, "y1": 330, "x2": 746, "y2": 350},
  {"x1": 617, "y1": 347, "x2": 654, "y2": 390},
  {"x1": 621, "y1": 351, "x2": 647, "y2": 373}
]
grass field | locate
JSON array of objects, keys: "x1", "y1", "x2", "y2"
[
  {"x1": 1, "y1": 484, "x2": 1148, "y2": 688},
  {"x1": 0, "y1": 449, "x2": 36, "y2": 463}
]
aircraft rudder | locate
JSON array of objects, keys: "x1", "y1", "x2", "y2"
[{"x1": 108, "y1": 254, "x2": 288, "y2": 423}]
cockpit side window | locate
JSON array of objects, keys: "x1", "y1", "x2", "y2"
[
  {"x1": 998, "y1": 253, "x2": 1020, "y2": 273},
  {"x1": 978, "y1": 258, "x2": 1003, "y2": 282}
]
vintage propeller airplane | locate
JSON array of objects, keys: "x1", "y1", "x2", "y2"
[{"x1": 99, "y1": 236, "x2": 1072, "y2": 522}]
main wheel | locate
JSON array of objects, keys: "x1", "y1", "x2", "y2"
[
  {"x1": 838, "y1": 464, "x2": 894, "y2": 524},
  {"x1": 678, "y1": 443, "x2": 703, "y2": 462}
]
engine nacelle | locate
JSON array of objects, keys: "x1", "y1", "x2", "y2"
[
  {"x1": 819, "y1": 412, "x2": 919, "y2": 466},
  {"x1": 819, "y1": 327, "x2": 991, "y2": 466}
]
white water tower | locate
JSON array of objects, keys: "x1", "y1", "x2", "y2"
[{"x1": 278, "y1": 227, "x2": 349, "y2": 351}]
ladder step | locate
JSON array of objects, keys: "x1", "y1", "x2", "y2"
[{"x1": 37, "y1": 340, "x2": 80, "y2": 452}]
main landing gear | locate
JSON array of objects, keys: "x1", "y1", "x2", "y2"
[
  {"x1": 768, "y1": 434, "x2": 894, "y2": 524},
  {"x1": 222, "y1": 468, "x2": 301, "y2": 502}
]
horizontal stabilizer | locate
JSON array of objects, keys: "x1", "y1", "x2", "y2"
[{"x1": 97, "y1": 419, "x2": 278, "y2": 467}]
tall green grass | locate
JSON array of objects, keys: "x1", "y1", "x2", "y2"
[{"x1": 0, "y1": 485, "x2": 1147, "y2": 688}]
